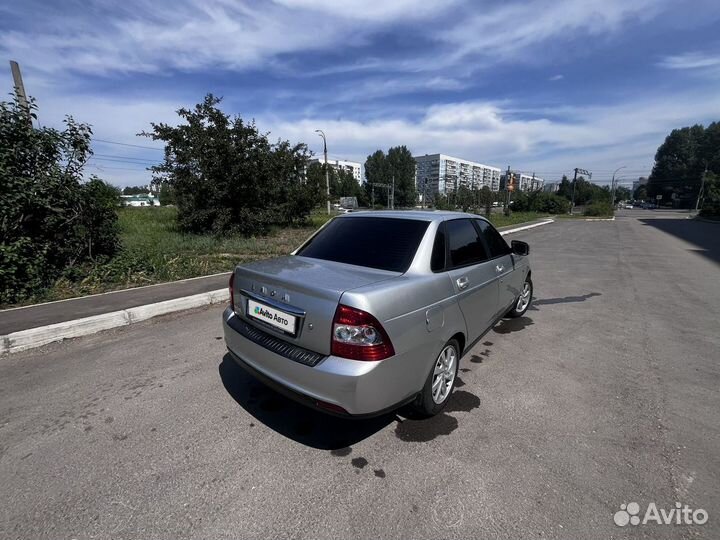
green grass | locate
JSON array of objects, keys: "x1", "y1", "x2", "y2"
[
  {"x1": 33, "y1": 207, "x2": 319, "y2": 304},
  {"x1": 23, "y1": 207, "x2": 548, "y2": 305},
  {"x1": 484, "y1": 211, "x2": 549, "y2": 228}
]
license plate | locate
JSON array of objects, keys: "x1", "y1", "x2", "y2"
[{"x1": 247, "y1": 299, "x2": 297, "y2": 335}]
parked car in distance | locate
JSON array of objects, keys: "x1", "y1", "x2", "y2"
[{"x1": 223, "y1": 211, "x2": 532, "y2": 418}]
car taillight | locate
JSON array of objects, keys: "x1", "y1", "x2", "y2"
[
  {"x1": 228, "y1": 272, "x2": 235, "y2": 312},
  {"x1": 331, "y1": 304, "x2": 394, "y2": 361}
]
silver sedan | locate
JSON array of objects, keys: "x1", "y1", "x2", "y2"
[{"x1": 223, "y1": 211, "x2": 532, "y2": 417}]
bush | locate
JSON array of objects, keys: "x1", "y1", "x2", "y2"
[
  {"x1": 0, "y1": 95, "x2": 119, "y2": 305},
  {"x1": 583, "y1": 202, "x2": 614, "y2": 216},
  {"x1": 532, "y1": 192, "x2": 570, "y2": 214},
  {"x1": 142, "y1": 94, "x2": 318, "y2": 236},
  {"x1": 509, "y1": 192, "x2": 569, "y2": 214}
]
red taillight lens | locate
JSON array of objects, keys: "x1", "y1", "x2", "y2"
[
  {"x1": 228, "y1": 272, "x2": 235, "y2": 312},
  {"x1": 331, "y1": 304, "x2": 395, "y2": 361}
]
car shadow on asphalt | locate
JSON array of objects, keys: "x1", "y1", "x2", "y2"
[
  {"x1": 639, "y1": 218, "x2": 720, "y2": 264},
  {"x1": 218, "y1": 354, "x2": 395, "y2": 450},
  {"x1": 529, "y1": 292, "x2": 601, "y2": 309}
]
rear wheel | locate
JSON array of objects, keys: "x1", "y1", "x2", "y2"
[
  {"x1": 412, "y1": 339, "x2": 460, "y2": 417},
  {"x1": 507, "y1": 275, "x2": 532, "y2": 318}
]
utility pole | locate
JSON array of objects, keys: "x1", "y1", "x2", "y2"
[
  {"x1": 315, "y1": 130, "x2": 330, "y2": 215},
  {"x1": 9, "y1": 61, "x2": 32, "y2": 127},
  {"x1": 695, "y1": 164, "x2": 708, "y2": 213},
  {"x1": 570, "y1": 168, "x2": 592, "y2": 213},
  {"x1": 504, "y1": 166, "x2": 512, "y2": 216}
]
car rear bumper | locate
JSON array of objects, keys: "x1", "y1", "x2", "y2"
[{"x1": 222, "y1": 307, "x2": 417, "y2": 416}]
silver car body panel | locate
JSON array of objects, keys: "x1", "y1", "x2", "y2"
[{"x1": 224, "y1": 210, "x2": 531, "y2": 415}]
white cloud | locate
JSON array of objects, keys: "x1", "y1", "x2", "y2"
[
  {"x1": 657, "y1": 51, "x2": 720, "y2": 72},
  {"x1": 270, "y1": 0, "x2": 453, "y2": 22},
  {"x1": 0, "y1": 0, "x2": 672, "y2": 78},
  {"x1": 433, "y1": 0, "x2": 665, "y2": 67},
  {"x1": 549, "y1": 74, "x2": 564, "y2": 81},
  {"x1": 263, "y1": 89, "x2": 720, "y2": 179}
]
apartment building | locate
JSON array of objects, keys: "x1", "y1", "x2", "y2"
[
  {"x1": 501, "y1": 171, "x2": 545, "y2": 192},
  {"x1": 414, "y1": 154, "x2": 502, "y2": 199},
  {"x1": 309, "y1": 157, "x2": 362, "y2": 184}
]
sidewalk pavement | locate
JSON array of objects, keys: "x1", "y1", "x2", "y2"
[
  {"x1": 0, "y1": 273, "x2": 230, "y2": 335},
  {"x1": 0, "y1": 218, "x2": 552, "y2": 339}
]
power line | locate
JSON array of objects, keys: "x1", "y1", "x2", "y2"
[
  {"x1": 93, "y1": 153, "x2": 159, "y2": 163},
  {"x1": 89, "y1": 156, "x2": 158, "y2": 165},
  {"x1": 93, "y1": 138, "x2": 164, "y2": 151},
  {"x1": 89, "y1": 164, "x2": 153, "y2": 171}
]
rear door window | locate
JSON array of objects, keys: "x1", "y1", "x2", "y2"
[
  {"x1": 446, "y1": 219, "x2": 489, "y2": 269},
  {"x1": 296, "y1": 217, "x2": 430, "y2": 272}
]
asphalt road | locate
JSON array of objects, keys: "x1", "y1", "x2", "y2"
[{"x1": 1, "y1": 210, "x2": 718, "y2": 539}]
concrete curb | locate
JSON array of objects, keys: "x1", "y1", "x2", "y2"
[
  {"x1": 499, "y1": 218, "x2": 554, "y2": 235},
  {"x1": 1, "y1": 218, "x2": 555, "y2": 355},
  {"x1": 1, "y1": 289, "x2": 229, "y2": 355}
]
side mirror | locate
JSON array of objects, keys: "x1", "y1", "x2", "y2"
[{"x1": 511, "y1": 240, "x2": 529, "y2": 256}]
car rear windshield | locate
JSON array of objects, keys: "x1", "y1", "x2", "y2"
[{"x1": 296, "y1": 217, "x2": 430, "y2": 272}]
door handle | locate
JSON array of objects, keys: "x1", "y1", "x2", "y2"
[
  {"x1": 456, "y1": 276, "x2": 469, "y2": 290},
  {"x1": 496, "y1": 265, "x2": 504, "y2": 273}
]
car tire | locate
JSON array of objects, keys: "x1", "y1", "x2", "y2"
[
  {"x1": 507, "y1": 275, "x2": 533, "y2": 318},
  {"x1": 411, "y1": 339, "x2": 460, "y2": 417}
]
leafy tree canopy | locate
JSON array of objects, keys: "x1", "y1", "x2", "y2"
[
  {"x1": 1, "y1": 94, "x2": 119, "y2": 305},
  {"x1": 141, "y1": 94, "x2": 315, "y2": 235}
]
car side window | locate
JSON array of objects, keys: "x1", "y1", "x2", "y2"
[
  {"x1": 430, "y1": 222, "x2": 446, "y2": 272},
  {"x1": 446, "y1": 219, "x2": 489, "y2": 269},
  {"x1": 474, "y1": 219, "x2": 511, "y2": 259}
]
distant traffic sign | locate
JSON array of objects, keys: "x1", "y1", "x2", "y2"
[{"x1": 656, "y1": 195, "x2": 662, "y2": 200}]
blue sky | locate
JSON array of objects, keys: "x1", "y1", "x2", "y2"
[{"x1": 2, "y1": 0, "x2": 720, "y2": 188}]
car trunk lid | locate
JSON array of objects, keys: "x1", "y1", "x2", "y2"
[{"x1": 231, "y1": 255, "x2": 401, "y2": 355}]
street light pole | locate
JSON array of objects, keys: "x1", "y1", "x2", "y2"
[
  {"x1": 391, "y1": 173, "x2": 395, "y2": 210},
  {"x1": 610, "y1": 166, "x2": 626, "y2": 207},
  {"x1": 315, "y1": 129, "x2": 330, "y2": 215}
]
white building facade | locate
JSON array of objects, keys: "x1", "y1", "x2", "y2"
[
  {"x1": 309, "y1": 158, "x2": 362, "y2": 184},
  {"x1": 517, "y1": 173, "x2": 545, "y2": 192},
  {"x1": 414, "y1": 154, "x2": 502, "y2": 199}
]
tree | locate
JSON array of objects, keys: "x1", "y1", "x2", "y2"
[
  {"x1": 158, "y1": 181, "x2": 176, "y2": 206},
  {"x1": 0, "y1": 94, "x2": 119, "y2": 304},
  {"x1": 304, "y1": 161, "x2": 330, "y2": 206},
  {"x1": 633, "y1": 184, "x2": 648, "y2": 201},
  {"x1": 364, "y1": 149, "x2": 388, "y2": 186},
  {"x1": 455, "y1": 185, "x2": 474, "y2": 211},
  {"x1": 364, "y1": 146, "x2": 417, "y2": 207},
  {"x1": 648, "y1": 125, "x2": 706, "y2": 207},
  {"x1": 141, "y1": 94, "x2": 314, "y2": 235},
  {"x1": 387, "y1": 145, "x2": 417, "y2": 207},
  {"x1": 477, "y1": 186, "x2": 494, "y2": 216},
  {"x1": 699, "y1": 172, "x2": 720, "y2": 217},
  {"x1": 557, "y1": 175, "x2": 572, "y2": 200},
  {"x1": 615, "y1": 186, "x2": 631, "y2": 203},
  {"x1": 531, "y1": 193, "x2": 570, "y2": 214}
]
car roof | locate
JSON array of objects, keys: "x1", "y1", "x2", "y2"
[{"x1": 338, "y1": 210, "x2": 486, "y2": 223}]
